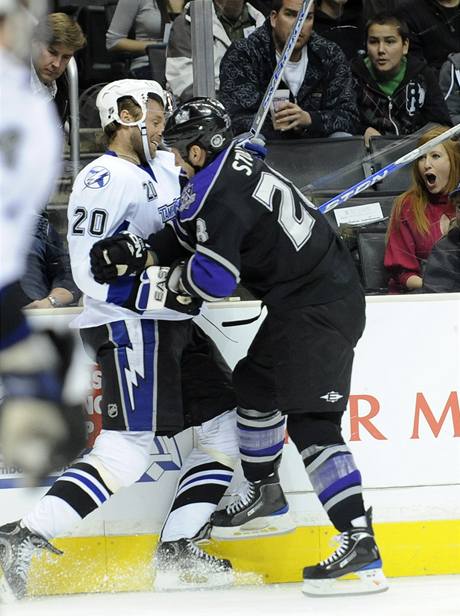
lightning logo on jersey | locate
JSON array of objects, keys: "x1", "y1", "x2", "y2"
[
  {"x1": 123, "y1": 321, "x2": 146, "y2": 411},
  {"x1": 84, "y1": 166, "x2": 111, "y2": 189}
]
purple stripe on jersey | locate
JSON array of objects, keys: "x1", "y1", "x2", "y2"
[
  {"x1": 189, "y1": 253, "x2": 237, "y2": 299},
  {"x1": 318, "y1": 470, "x2": 362, "y2": 504},
  {"x1": 137, "y1": 277, "x2": 150, "y2": 311},
  {"x1": 105, "y1": 222, "x2": 134, "y2": 306},
  {"x1": 107, "y1": 277, "x2": 135, "y2": 306},
  {"x1": 61, "y1": 471, "x2": 108, "y2": 503},
  {"x1": 180, "y1": 473, "x2": 233, "y2": 490},
  {"x1": 113, "y1": 220, "x2": 130, "y2": 235},
  {"x1": 240, "y1": 442, "x2": 283, "y2": 457}
]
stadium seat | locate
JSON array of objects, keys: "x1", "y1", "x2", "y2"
[
  {"x1": 357, "y1": 231, "x2": 389, "y2": 294},
  {"x1": 266, "y1": 136, "x2": 368, "y2": 192},
  {"x1": 146, "y1": 43, "x2": 167, "y2": 87},
  {"x1": 367, "y1": 134, "x2": 416, "y2": 193},
  {"x1": 76, "y1": 5, "x2": 129, "y2": 89}
]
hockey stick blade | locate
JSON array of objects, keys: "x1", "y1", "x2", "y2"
[
  {"x1": 250, "y1": 0, "x2": 315, "y2": 139},
  {"x1": 318, "y1": 123, "x2": 460, "y2": 215}
]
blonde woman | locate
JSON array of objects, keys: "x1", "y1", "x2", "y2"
[{"x1": 384, "y1": 125, "x2": 460, "y2": 293}]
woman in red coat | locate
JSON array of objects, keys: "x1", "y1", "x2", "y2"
[{"x1": 384, "y1": 125, "x2": 460, "y2": 292}]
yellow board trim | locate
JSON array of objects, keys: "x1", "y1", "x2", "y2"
[{"x1": 28, "y1": 519, "x2": 460, "y2": 596}]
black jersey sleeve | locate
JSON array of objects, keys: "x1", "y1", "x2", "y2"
[
  {"x1": 176, "y1": 147, "x2": 261, "y2": 300},
  {"x1": 147, "y1": 220, "x2": 193, "y2": 266}
]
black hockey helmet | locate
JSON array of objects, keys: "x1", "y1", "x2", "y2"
[{"x1": 163, "y1": 97, "x2": 233, "y2": 162}]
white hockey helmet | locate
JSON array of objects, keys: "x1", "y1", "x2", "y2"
[{"x1": 96, "y1": 79, "x2": 166, "y2": 129}]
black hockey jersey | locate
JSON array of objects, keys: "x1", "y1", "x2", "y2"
[{"x1": 153, "y1": 143, "x2": 362, "y2": 308}]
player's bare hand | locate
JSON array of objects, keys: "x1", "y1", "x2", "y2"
[{"x1": 273, "y1": 103, "x2": 311, "y2": 132}]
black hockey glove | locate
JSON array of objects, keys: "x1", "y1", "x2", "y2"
[
  {"x1": 0, "y1": 331, "x2": 87, "y2": 486},
  {"x1": 90, "y1": 231, "x2": 149, "y2": 284},
  {"x1": 234, "y1": 132, "x2": 267, "y2": 160}
]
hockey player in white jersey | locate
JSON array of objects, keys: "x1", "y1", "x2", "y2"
[
  {"x1": 0, "y1": 79, "x2": 238, "y2": 602},
  {"x1": 0, "y1": 0, "x2": 86, "y2": 486}
]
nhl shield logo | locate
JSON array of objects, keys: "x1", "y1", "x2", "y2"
[{"x1": 107, "y1": 403, "x2": 118, "y2": 418}]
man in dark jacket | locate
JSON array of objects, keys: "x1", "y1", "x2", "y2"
[
  {"x1": 314, "y1": 0, "x2": 363, "y2": 59},
  {"x1": 17, "y1": 214, "x2": 81, "y2": 309},
  {"x1": 399, "y1": 0, "x2": 460, "y2": 74},
  {"x1": 219, "y1": 0, "x2": 360, "y2": 139},
  {"x1": 352, "y1": 13, "x2": 452, "y2": 144}
]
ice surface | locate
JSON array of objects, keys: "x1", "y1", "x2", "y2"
[{"x1": 1, "y1": 576, "x2": 459, "y2": 616}]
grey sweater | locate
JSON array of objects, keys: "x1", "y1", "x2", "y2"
[{"x1": 106, "y1": 0, "x2": 163, "y2": 71}]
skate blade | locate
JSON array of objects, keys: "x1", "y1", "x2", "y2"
[
  {"x1": 302, "y1": 567, "x2": 389, "y2": 597},
  {"x1": 154, "y1": 569, "x2": 234, "y2": 592},
  {"x1": 0, "y1": 574, "x2": 19, "y2": 604},
  {"x1": 211, "y1": 512, "x2": 295, "y2": 540}
]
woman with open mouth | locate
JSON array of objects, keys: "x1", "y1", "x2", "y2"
[{"x1": 384, "y1": 125, "x2": 460, "y2": 293}]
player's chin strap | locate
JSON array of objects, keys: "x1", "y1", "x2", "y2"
[{"x1": 139, "y1": 122, "x2": 152, "y2": 164}]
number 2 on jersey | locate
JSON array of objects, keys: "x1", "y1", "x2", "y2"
[{"x1": 252, "y1": 172, "x2": 315, "y2": 250}]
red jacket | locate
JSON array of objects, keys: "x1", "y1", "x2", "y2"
[{"x1": 384, "y1": 193, "x2": 455, "y2": 292}]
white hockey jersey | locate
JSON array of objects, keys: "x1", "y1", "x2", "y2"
[
  {"x1": 0, "y1": 49, "x2": 62, "y2": 290},
  {"x1": 68, "y1": 150, "x2": 187, "y2": 328}
]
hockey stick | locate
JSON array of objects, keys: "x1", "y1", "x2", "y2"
[
  {"x1": 249, "y1": 0, "x2": 315, "y2": 139},
  {"x1": 317, "y1": 123, "x2": 460, "y2": 215},
  {"x1": 301, "y1": 124, "x2": 433, "y2": 194}
]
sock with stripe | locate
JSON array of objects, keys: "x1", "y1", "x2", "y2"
[
  {"x1": 303, "y1": 444, "x2": 366, "y2": 532},
  {"x1": 22, "y1": 462, "x2": 113, "y2": 540},
  {"x1": 161, "y1": 461, "x2": 233, "y2": 542},
  {"x1": 237, "y1": 407, "x2": 286, "y2": 481}
]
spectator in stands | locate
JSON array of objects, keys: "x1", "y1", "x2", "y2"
[
  {"x1": 352, "y1": 13, "x2": 452, "y2": 146},
  {"x1": 384, "y1": 125, "x2": 460, "y2": 293},
  {"x1": 314, "y1": 0, "x2": 364, "y2": 59},
  {"x1": 166, "y1": 0, "x2": 265, "y2": 103},
  {"x1": 31, "y1": 13, "x2": 86, "y2": 129},
  {"x1": 219, "y1": 0, "x2": 359, "y2": 139},
  {"x1": 439, "y1": 52, "x2": 460, "y2": 125},
  {"x1": 106, "y1": 0, "x2": 173, "y2": 80},
  {"x1": 423, "y1": 182, "x2": 460, "y2": 292},
  {"x1": 17, "y1": 214, "x2": 80, "y2": 309},
  {"x1": 399, "y1": 0, "x2": 460, "y2": 75}
]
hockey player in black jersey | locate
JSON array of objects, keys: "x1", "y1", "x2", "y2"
[{"x1": 90, "y1": 98, "x2": 389, "y2": 597}]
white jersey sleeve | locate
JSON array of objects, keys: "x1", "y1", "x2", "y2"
[
  {"x1": 68, "y1": 151, "x2": 187, "y2": 328},
  {"x1": 67, "y1": 154, "x2": 147, "y2": 303},
  {"x1": 0, "y1": 50, "x2": 62, "y2": 289}
]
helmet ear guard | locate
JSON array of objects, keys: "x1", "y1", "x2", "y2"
[{"x1": 163, "y1": 97, "x2": 233, "y2": 162}]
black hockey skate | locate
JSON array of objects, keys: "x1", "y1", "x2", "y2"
[
  {"x1": 302, "y1": 509, "x2": 388, "y2": 596},
  {"x1": 153, "y1": 538, "x2": 234, "y2": 591},
  {"x1": 0, "y1": 521, "x2": 62, "y2": 602},
  {"x1": 210, "y1": 474, "x2": 294, "y2": 540}
]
